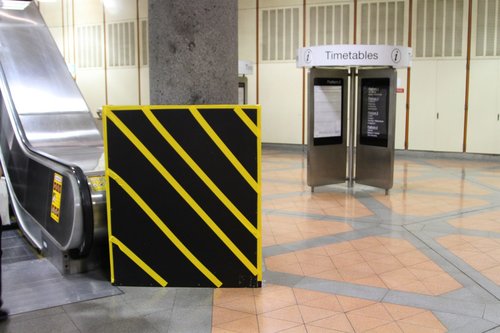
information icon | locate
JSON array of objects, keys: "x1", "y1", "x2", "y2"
[
  {"x1": 304, "y1": 49, "x2": 313, "y2": 64},
  {"x1": 391, "y1": 48, "x2": 401, "y2": 64}
]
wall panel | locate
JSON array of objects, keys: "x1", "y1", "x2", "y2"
[
  {"x1": 239, "y1": 5, "x2": 257, "y2": 105},
  {"x1": 409, "y1": 0, "x2": 468, "y2": 152},
  {"x1": 260, "y1": 63, "x2": 303, "y2": 144},
  {"x1": 467, "y1": 60, "x2": 500, "y2": 154}
]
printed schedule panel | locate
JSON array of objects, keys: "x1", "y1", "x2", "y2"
[
  {"x1": 307, "y1": 68, "x2": 348, "y2": 188},
  {"x1": 313, "y1": 78, "x2": 343, "y2": 145},
  {"x1": 360, "y1": 78, "x2": 390, "y2": 147}
]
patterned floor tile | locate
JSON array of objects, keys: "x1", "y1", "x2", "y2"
[
  {"x1": 212, "y1": 286, "x2": 446, "y2": 333},
  {"x1": 265, "y1": 236, "x2": 462, "y2": 295}
]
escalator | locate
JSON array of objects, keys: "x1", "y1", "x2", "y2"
[{"x1": 0, "y1": 1, "x2": 106, "y2": 273}]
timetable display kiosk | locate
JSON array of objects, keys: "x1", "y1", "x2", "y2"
[
  {"x1": 307, "y1": 69, "x2": 348, "y2": 188},
  {"x1": 298, "y1": 45, "x2": 411, "y2": 192},
  {"x1": 356, "y1": 70, "x2": 397, "y2": 190}
]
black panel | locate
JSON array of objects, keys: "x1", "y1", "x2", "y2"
[
  {"x1": 109, "y1": 179, "x2": 212, "y2": 287},
  {"x1": 242, "y1": 108, "x2": 258, "y2": 125},
  {"x1": 106, "y1": 110, "x2": 259, "y2": 287},
  {"x1": 359, "y1": 78, "x2": 390, "y2": 147},
  {"x1": 115, "y1": 112, "x2": 256, "y2": 259},
  {"x1": 112, "y1": 244, "x2": 162, "y2": 287},
  {"x1": 150, "y1": 109, "x2": 257, "y2": 229}
]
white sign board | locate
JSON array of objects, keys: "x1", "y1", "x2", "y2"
[
  {"x1": 297, "y1": 45, "x2": 412, "y2": 69},
  {"x1": 238, "y1": 60, "x2": 254, "y2": 75},
  {"x1": 314, "y1": 84, "x2": 342, "y2": 139}
]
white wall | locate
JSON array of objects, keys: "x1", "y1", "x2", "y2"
[
  {"x1": 38, "y1": 0, "x2": 500, "y2": 154},
  {"x1": 467, "y1": 60, "x2": 500, "y2": 154},
  {"x1": 38, "y1": 0, "x2": 148, "y2": 117},
  {"x1": 409, "y1": 60, "x2": 466, "y2": 152},
  {"x1": 466, "y1": 0, "x2": 500, "y2": 154}
]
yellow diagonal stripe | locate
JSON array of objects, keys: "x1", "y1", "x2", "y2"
[
  {"x1": 110, "y1": 236, "x2": 168, "y2": 287},
  {"x1": 143, "y1": 108, "x2": 258, "y2": 238},
  {"x1": 188, "y1": 106, "x2": 259, "y2": 193},
  {"x1": 234, "y1": 106, "x2": 259, "y2": 136},
  {"x1": 107, "y1": 168, "x2": 223, "y2": 287},
  {"x1": 102, "y1": 106, "x2": 116, "y2": 284},
  {"x1": 107, "y1": 112, "x2": 258, "y2": 276}
]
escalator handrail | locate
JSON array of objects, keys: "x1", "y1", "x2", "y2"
[{"x1": 0, "y1": 63, "x2": 94, "y2": 259}]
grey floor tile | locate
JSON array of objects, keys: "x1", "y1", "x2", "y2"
[
  {"x1": 383, "y1": 291, "x2": 485, "y2": 318},
  {"x1": 6, "y1": 306, "x2": 65, "y2": 322},
  {"x1": 0, "y1": 312, "x2": 79, "y2": 333},
  {"x1": 63, "y1": 294, "x2": 138, "y2": 332},
  {"x1": 295, "y1": 277, "x2": 388, "y2": 301},
  {"x1": 142, "y1": 310, "x2": 173, "y2": 332},
  {"x1": 263, "y1": 270, "x2": 304, "y2": 287},
  {"x1": 172, "y1": 288, "x2": 213, "y2": 307},
  {"x1": 484, "y1": 304, "x2": 500, "y2": 325},
  {"x1": 124, "y1": 290, "x2": 176, "y2": 316},
  {"x1": 78, "y1": 317, "x2": 161, "y2": 333},
  {"x1": 3, "y1": 259, "x2": 120, "y2": 315},
  {"x1": 450, "y1": 319, "x2": 499, "y2": 333},
  {"x1": 434, "y1": 311, "x2": 481, "y2": 330},
  {"x1": 165, "y1": 305, "x2": 212, "y2": 333}
]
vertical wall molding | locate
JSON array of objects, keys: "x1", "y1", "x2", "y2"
[
  {"x1": 71, "y1": 0, "x2": 76, "y2": 80},
  {"x1": 302, "y1": 0, "x2": 306, "y2": 145},
  {"x1": 102, "y1": 4, "x2": 109, "y2": 105},
  {"x1": 463, "y1": 0, "x2": 472, "y2": 152},
  {"x1": 405, "y1": 0, "x2": 412, "y2": 150},
  {"x1": 256, "y1": 0, "x2": 260, "y2": 104},
  {"x1": 136, "y1": 0, "x2": 141, "y2": 105},
  {"x1": 61, "y1": 0, "x2": 66, "y2": 59},
  {"x1": 354, "y1": 0, "x2": 357, "y2": 44}
]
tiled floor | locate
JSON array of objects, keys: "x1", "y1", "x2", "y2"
[{"x1": 2, "y1": 146, "x2": 500, "y2": 332}]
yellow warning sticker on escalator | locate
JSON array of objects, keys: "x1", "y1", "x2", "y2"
[
  {"x1": 89, "y1": 176, "x2": 106, "y2": 192},
  {"x1": 50, "y1": 173, "x2": 63, "y2": 223}
]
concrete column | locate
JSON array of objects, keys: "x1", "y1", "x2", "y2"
[{"x1": 149, "y1": 0, "x2": 238, "y2": 105}]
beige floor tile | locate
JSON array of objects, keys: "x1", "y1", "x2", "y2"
[
  {"x1": 347, "y1": 313, "x2": 393, "y2": 332},
  {"x1": 215, "y1": 316, "x2": 259, "y2": 333},
  {"x1": 308, "y1": 313, "x2": 355, "y2": 332},
  {"x1": 212, "y1": 307, "x2": 254, "y2": 326},
  {"x1": 365, "y1": 322, "x2": 404, "y2": 333},
  {"x1": 298, "y1": 305, "x2": 339, "y2": 323},
  {"x1": 399, "y1": 311, "x2": 447, "y2": 331},
  {"x1": 383, "y1": 303, "x2": 426, "y2": 321},
  {"x1": 300, "y1": 295, "x2": 344, "y2": 312},
  {"x1": 278, "y1": 325, "x2": 308, "y2": 333},
  {"x1": 258, "y1": 316, "x2": 302, "y2": 333}
]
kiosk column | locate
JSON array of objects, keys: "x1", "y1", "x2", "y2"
[
  {"x1": 356, "y1": 69, "x2": 397, "y2": 190},
  {"x1": 297, "y1": 44, "x2": 412, "y2": 192},
  {"x1": 307, "y1": 69, "x2": 348, "y2": 190}
]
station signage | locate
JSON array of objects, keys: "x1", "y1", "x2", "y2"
[
  {"x1": 238, "y1": 60, "x2": 253, "y2": 75},
  {"x1": 297, "y1": 45, "x2": 412, "y2": 69}
]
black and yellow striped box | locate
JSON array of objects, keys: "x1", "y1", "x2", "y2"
[{"x1": 103, "y1": 105, "x2": 261, "y2": 287}]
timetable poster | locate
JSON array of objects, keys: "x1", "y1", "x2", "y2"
[
  {"x1": 360, "y1": 78, "x2": 389, "y2": 147},
  {"x1": 313, "y1": 78, "x2": 343, "y2": 145}
]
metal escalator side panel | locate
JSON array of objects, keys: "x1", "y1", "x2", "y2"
[
  {"x1": 0, "y1": 2, "x2": 101, "y2": 257},
  {"x1": 0, "y1": 3, "x2": 88, "y2": 116},
  {"x1": 0, "y1": 95, "x2": 86, "y2": 251}
]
